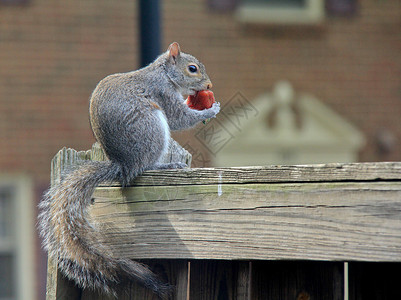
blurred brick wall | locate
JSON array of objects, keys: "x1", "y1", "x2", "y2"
[
  {"x1": 163, "y1": 0, "x2": 400, "y2": 165},
  {"x1": 0, "y1": 0, "x2": 399, "y2": 299},
  {"x1": 1, "y1": 0, "x2": 400, "y2": 184},
  {"x1": 0, "y1": 0, "x2": 138, "y2": 184}
]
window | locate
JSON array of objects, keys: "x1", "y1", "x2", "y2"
[
  {"x1": 0, "y1": 176, "x2": 34, "y2": 300},
  {"x1": 236, "y1": 0, "x2": 325, "y2": 24},
  {"x1": 0, "y1": 188, "x2": 16, "y2": 300},
  {"x1": 326, "y1": 0, "x2": 357, "y2": 16}
]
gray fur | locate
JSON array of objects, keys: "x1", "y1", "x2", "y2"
[{"x1": 38, "y1": 42, "x2": 219, "y2": 298}]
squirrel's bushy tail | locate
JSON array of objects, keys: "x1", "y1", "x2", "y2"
[{"x1": 38, "y1": 160, "x2": 171, "y2": 298}]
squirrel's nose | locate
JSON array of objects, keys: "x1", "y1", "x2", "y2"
[{"x1": 206, "y1": 81, "x2": 213, "y2": 90}]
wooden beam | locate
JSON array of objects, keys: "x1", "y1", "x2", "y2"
[
  {"x1": 90, "y1": 163, "x2": 401, "y2": 262},
  {"x1": 109, "y1": 162, "x2": 401, "y2": 187},
  {"x1": 46, "y1": 147, "x2": 89, "y2": 300},
  {"x1": 45, "y1": 145, "x2": 401, "y2": 299}
]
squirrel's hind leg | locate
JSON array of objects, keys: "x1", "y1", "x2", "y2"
[{"x1": 147, "y1": 162, "x2": 188, "y2": 170}]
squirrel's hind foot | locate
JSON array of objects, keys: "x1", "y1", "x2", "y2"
[{"x1": 151, "y1": 162, "x2": 188, "y2": 170}]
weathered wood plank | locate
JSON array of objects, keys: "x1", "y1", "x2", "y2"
[
  {"x1": 235, "y1": 262, "x2": 251, "y2": 300},
  {"x1": 101, "y1": 162, "x2": 401, "y2": 187},
  {"x1": 81, "y1": 260, "x2": 189, "y2": 300},
  {"x1": 47, "y1": 147, "x2": 89, "y2": 300},
  {"x1": 45, "y1": 145, "x2": 401, "y2": 299},
  {"x1": 90, "y1": 181, "x2": 401, "y2": 262},
  {"x1": 189, "y1": 260, "x2": 250, "y2": 300}
]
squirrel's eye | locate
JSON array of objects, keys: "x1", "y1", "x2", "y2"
[{"x1": 188, "y1": 65, "x2": 198, "y2": 73}]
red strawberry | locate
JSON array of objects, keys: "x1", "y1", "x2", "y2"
[{"x1": 185, "y1": 90, "x2": 215, "y2": 110}]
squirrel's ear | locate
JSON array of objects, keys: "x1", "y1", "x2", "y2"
[{"x1": 167, "y1": 42, "x2": 181, "y2": 64}]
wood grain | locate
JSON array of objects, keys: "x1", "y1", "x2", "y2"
[
  {"x1": 108, "y1": 162, "x2": 401, "y2": 187},
  {"x1": 90, "y1": 180, "x2": 401, "y2": 262},
  {"x1": 47, "y1": 147, "x2": 89, "y2": 300},
  {"x1": 81, "y1": 260, "x2": 189, "y2": 300},
  {"x1": 189, "y1": 260, "x2": 251, "y2": 300}
]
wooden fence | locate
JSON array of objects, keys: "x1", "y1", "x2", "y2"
[{"x1": 45, "y1": 145, "x2": 401, "y2": 300}]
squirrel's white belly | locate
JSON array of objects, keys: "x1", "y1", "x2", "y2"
[{"x1": 155, "y1": 110, "x2": 170, "y2": 160}]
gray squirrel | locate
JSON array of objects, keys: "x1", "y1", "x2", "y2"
[{"x1": 38, "y1": 42, "x2": 220, "y2": 299}]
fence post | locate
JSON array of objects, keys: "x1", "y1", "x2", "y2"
[
  {"x1": 45, "y1": 147, "x2": 90, "y2": 300},
  {"x1": 44, "y1": 140, "x2": 191, "y2": 299}
]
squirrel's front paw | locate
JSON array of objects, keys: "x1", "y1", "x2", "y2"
[{"x1": 202, "y1": 102, "x2": 220, "y2": 119}]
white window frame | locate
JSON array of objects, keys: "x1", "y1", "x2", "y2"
[
  {"x1": 236, "y1": 0, "x2": 325, "y2": 25},
  {"x1": 0, "y1": 175, "x2": 34, "y2": 300}
]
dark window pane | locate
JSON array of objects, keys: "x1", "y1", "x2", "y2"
[
  {"x1": 326, "y1": 0, "x2": 357, "y2": 16},
  {"x1": 0, "y1": 188, "x2": 14, "y2": 239},
  {"x1": 0, "y1": 254, "x2": 15, "y2": 297},
  {"x1": 208, "y1": 0, "x2": 239, "y2": 11}
]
